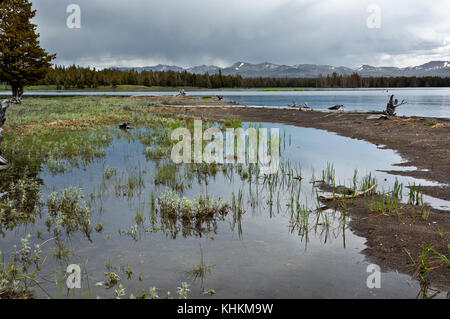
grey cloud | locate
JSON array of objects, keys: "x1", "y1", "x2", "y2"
[{"x1": 31, "y1": 0, "x2": 450, "y2": 68}]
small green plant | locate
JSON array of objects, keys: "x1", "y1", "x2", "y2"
[
  {"x1": 149, "y1": 286, "x2": 160, "y2": 299},
  {"x1": 94, "y1": 223, "x2": 104, "y2": 233},
  {"x1": 222, "y1": 118, "x2": 242, "y2": 129},
  {"x1": 114, "y1": 284, "x2": 126, "y2": 299},
  {"x1": 392, "y1": 178, "x2": 403, "y2": 200},
  {"x1": 424, "y1": 119, "x2": 438, "y2": 126},
  {"x1": 185, "y1": 247, "x2": 215, "y2": 283},
  {"x1": 104, "y1": 271, "x2": 121, "y2": 288},
  {"x1": 135, "y1": 209, "x2": 145, "y2": 225},
  {"x1": 125, "y1": 265, "x2": 133, "y2": 280},
  {"x1": 203, "y1": 288, "x2": 216, "y2": 295},
  {"x1": 177, "y1": 282, "x2": 190, "y2": 299},
  {"x1": 118, "y1": 224, "x2": 140, "y2": 241}
]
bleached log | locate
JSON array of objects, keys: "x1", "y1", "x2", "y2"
[
  {"x1": 319, "y1": 184, "x2": 378, "y2": 201},
  {"x1": 384, "y1": 95, "x2": 407, "y2": 116}
]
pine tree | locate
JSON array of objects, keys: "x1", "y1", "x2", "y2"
[{"x1": 0, "y1": 0, "x2": 55, "y2": 100}]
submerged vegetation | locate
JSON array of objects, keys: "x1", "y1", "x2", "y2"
[
  {"x1": 46, "y1": 187, "x2": 92, "y2": 241},
  {"x1": 157, "y1": 188, "x2": 232, "y2": 238},
  {"x1": 0, "y1": 175, "x2": 41, "y2": 235}
]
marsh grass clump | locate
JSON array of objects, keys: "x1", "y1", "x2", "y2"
[
  {"x1": 154, "y1": 162, "x2": 185, "y2": 190},
  {"x1": 103, "y1": 165, "x2": 117, "y2": 180},
  {"x1": 408, "y1": 183, "x2": 424, "y2": 206},
  {"x1": 0, "y1": 176, "x2": 42, "y2": 235},
  {"x1": 114, "y1": 166, "x2": 146, "y2": 197},
  {"x1": 159, "y1": 188, "x2": 229, "y2": 220},
  {"x1": 222, "y1": 118, "x2": 242, "y2": 129},
  {"x1": 321, "y1": 163, "x2": 335, "y2": 185},
  {"x1": 185, "y1": 163, "x2": 220, "y2": 184},
  {"x1": 360, "y1": 173, "x2": 377, "y2": 193},
  {"x1": 368, "y1": 192, "x2": 400, "y2": 217},
  {"x1": 46, "y1": 187, "x2": 92, "y2": 241},
  {"x1": 157, "y1": 188, "x2": 231, "y2": 238},
  {"x1": 289, "y1": 198, "x2": 311, "y2": 239},
  {"x1": 46, "y1": 156, "x2": 72, "y2": 175},
  {"x1": 143, "y1": 145, "x2": 169, "y2": 160},
  {"x1": 4, "y1": 128, "x2": 113, "y2": 175}
]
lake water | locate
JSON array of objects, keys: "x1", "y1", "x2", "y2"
[
  {"x1": 1, "y1": 122, "x2": 448, "y2": 299},
  {"x1": 2, "y1": 88, "x2": 449, "y2": 118}
]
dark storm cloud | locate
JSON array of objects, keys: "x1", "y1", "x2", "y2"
[{"x1": 31, "y1": 0, "x2": 450, "y2": 68}]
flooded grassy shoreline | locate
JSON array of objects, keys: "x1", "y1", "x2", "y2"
[
  {"x1": 0, "y1": 96, "x2": 449, "y2": 299},
  {"x1": 162, "y1": 104, "x2": 450, "y2": 194}
]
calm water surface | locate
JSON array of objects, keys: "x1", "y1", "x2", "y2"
[
  {"x1": 2, "y1": 88, "x2": 449, "y2": 117},
  {"x1": 1, "y1": 122, "x2": 448, "y2": 299}
]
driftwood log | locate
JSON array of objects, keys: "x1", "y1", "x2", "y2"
[
  {"x1": 289, "y1": 101, "x2": 309, "y2": 108},
  {"x1": 319, "y1": 184, "x2": 378, "y2": 201},
  {"x1": 0, "y1": 98, "x2": 20, "y2": 165},
  {"x1": 384, "y1": 95, "x2": 407, "y2": 116}
]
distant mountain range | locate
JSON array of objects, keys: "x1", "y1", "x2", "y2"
[{"x1": 114, "y1": 61, "x2": 450, "y2": 78}]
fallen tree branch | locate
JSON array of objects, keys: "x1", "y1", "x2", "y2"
[{"x1": 319, "y1": 184, "x2": 378, "y2": 201}]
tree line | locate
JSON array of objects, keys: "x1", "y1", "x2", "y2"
[{"x1": 37, "y1": 65, "x2": 450, "y2": 89}]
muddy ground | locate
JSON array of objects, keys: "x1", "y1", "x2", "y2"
[{"x1": 147, "y1": 98, "x2": 450, "y2": 292}]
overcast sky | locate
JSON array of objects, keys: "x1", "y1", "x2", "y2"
[{"x1": 31, "y1": 0, "x2": 450, "y2": 69}]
